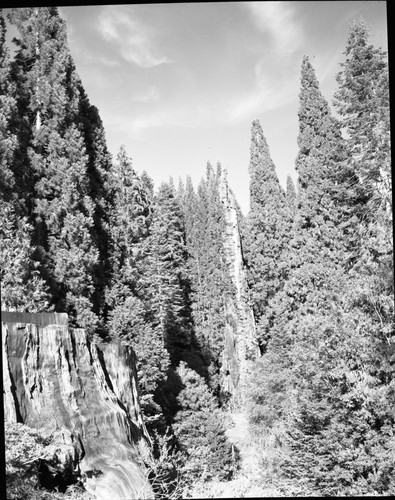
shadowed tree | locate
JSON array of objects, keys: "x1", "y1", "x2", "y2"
[{"x1": 7, "y1": 7, "x2": 112, "y2": 330}]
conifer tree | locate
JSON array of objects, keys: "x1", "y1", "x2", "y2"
[
  {"x1": 248, "y1": 56, "x2": 353, "y2": 464},
  {"x1": 0, "y1": 199, "x2": 52, "y2": 312},
  {"x1": 137, "y1": 180, "x2": 191, "y2": 362},
  {"x1": 282, "y1": 24, "x2": 395, "y2": 495},
  {"x1": 334, "y1": 20, "x2": 391, "y2": 215},
  {"x1": 267, "y1": 55, "x2": 358, "y2": 338},
  {"x1": 334, "y1": 20, "x2": 391, "y2": 272},
  {"x1": 243, "y1": 120, "x2": 291, "y2": 349},
  {"x1": 179, "y1": 165, "x2": 235, "y2": 392},
  {"x1": 177, "y1": 175, "x2": 198, "y2": 256},
  {"x1": 262, "y1": 54, "x2": 394, "y2": 496},
  {"x1": 0, "y1": 11, "x2": 18, "y2": 202},
  {"x1": 78, "y1": 85, "x2": 114, "y2": 316},
  {"x1": 194, "y1": 165, "x2": 231, "y2": 359},
  {"x1": 7, "y1": 8, "x2": 104, "y2": 330},
  {"x1": 285, "y1": 174, "x2": 297, "y2": 215},
  {"x1": 107, "y1": 146, "x2": 151, "y2": 295},
  {"x1": 140, "y1": 170, "x2": 155, "y2": 199},
  {"x1": 0, "y1": 13, "x2": 51, "y2": 312},
  {"x1": 173, "y1": 362, "x2": 233, "y2": 484},
  {"x1": 106, "y1": 147, "x2": 170, "y2": 401}
]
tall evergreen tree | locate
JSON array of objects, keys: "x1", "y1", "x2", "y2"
[
  {"x1": 179, "y1": 165, "x2": 235, "y2": 392},
  {"x1": 106, "y1": 147, "x2": 170, "y2": 422},
  {"x1": 77, "y1": 85, "x2": 114, "y2": 317},
  {"x1": 0, "y1": 199, "x2": 52, "y2": 312},
  {"x1": 333, "y1": 20, "x2": 391, "y2": 270},
  {"x1": 334, "y1": 19, "x2": 391, "y2": 216},
  {"x1": 0, "y1": 11, "x2": 18, "y2": 202},
  {"x1": 7, "y1": 8, "x2": 106, "y2": 330},
  {"x1": 173, "y1": 362, "x2": 233, "y2": 485},
  {"x1": 106, "y1": 146, "x2": 151, "y2": 299},
  {"x1": 267, "y1": 55, "x2": 361, "y2": 338},
  {"x1": 137, "y1": 180, "x2": 191, "y2": 362},
  {"x1": 243, "y1": 120, "x2": 291, "y2": 350},
  {"x1": 248, "y1": 55, "x2": 355, "y2": 472},
  {"x1": 285, "y1": 174, "x2": 297, "y2": 216},
  {"x1": 260, "y1": 54, "x2": 394, "y2": 497}
]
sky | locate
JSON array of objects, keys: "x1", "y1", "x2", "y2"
[{"x1": 6, "y1": 2, "x2": 389, "y2": 214}]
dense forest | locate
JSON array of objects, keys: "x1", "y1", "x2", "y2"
[{"x1": 1, "y1": 7, "x2": 393, "y2": 499}]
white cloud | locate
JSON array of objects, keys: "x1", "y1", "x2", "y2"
[
  {"x1": 133, "y1": 86, "x2": 160, "y2": 103},
  {"x1": 225, "y1": 81, "x2": 295, "y2": 123},
  {"x1": 244, "y1": 1, "x2": 304, "y2": 54},
  {"x1": 105, "y1": 102, "x2": 215, "y2": 142},
  {"x1": 224, "y1": 2, "x2": 305, "y2": 123},
  {"x1": 225, "y1": 52, "x2": 300, "y2": 123},
  {"x1": 97, "y1": 6, "x2": 171, "y2": 68},
  {"x1": 105, "y1": 110, "x2": 192, "y2": 142}
]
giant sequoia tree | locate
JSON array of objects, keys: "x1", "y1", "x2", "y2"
[
  {"x1": 6, "y1": 7, "x2": 113, "y2": 329},
  {"x1": 137, "y1": 180, "x2": 192, "y2": 362},
  {"x1": 259, "y1": 50, "x2": 394, "y2": 497},
  {"x1": 106, "y1": 147, "x2": 170, "y2": 404},
  {"x1": 0, "y1": 199, "x2": 52, "y2": 312},
  {"x1": 178, "y1": 164, "x2": 235, "y2": 392},
  {"x1": 243, "y1": 120, "x2": 291, "y2": 350},
  {"x1": 334, "y1": 20, "x2": 391, "y2": 215},
  {"x1": 173, "y1": 362, "x2": 233, "y2": 484},
  {"x1": 285, "y1": 174, "x2": 297, "y2": 216},
  {"x1": 0, "y1": 12, "x2": 18, "y2": 202}
]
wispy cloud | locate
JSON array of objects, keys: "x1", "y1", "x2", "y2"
[
  {"x1": 224, "y1": 2, "x2": 304, "y2": 123},
  {"x1": 133, "y1": 86, "x2": 160, "y2": 103},
  {"x1": 97, "y1": 6, "x2": 171, "y2": 68},
  {"x1": 105, "y1": 111, "x2": 188, "y2": 141},
  {"x1": 225, "y1": 78, "x2": 296, "y2": 123},
  {"x1": 106, "y1": 102, "x2": 214, "y2": 141},
  {"x1": 244, "y1": 1, "x2": 304, "y2": 54}
]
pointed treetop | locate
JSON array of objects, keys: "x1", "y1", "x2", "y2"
[
  {"x1": 300, "y1": 55, "x2": 320, "y2": 90},
  {"x1": 250, "y1": 119, "x2": 272, "y2": 167},
  {"x1": 286, "y1": 174, "x2": 297, "y2": 208},
  {"x1": 248, "y1": 119, "x2": 283, "y2": 209},
  {"x1": 298, "y1": 56, "x2": 333, "y2": 141},
  {"x1": 206, "y1": 161, "x2": 214, "y2": 179},
  {"x1": 296, "y1": 56, "x2": 343, "y2": 181},
  {"x1": 346, "y1": 18, "x2": 371, "y2": 53}
]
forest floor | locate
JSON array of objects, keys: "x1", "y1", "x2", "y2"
[{"x1": 189, "y1": 411, "x2": 282, "y2": 498}]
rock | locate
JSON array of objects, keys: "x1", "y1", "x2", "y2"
[
  {"x1": 218, "y1": 170, "x2": 260, "y2": 406},
  {"x1": 2, "y1": 311, "x2": 153, "y2": 499}
]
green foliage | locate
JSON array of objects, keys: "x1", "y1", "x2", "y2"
[
  {"x1": 282, "y1": 291, "x2": 395, "y2": 496},
  {"x1": 105, "y1": 147, "x2": 152, "y2": 322},
  {"x1": 285, "y1": 174, "x2": 296, "y2": 215},
  {"x1": 77, "y1": 85, "x2": 114, "y2": 318},
  {"x1": 0, "y1": 199, "x2": 52, "y2": 312},
  {"x1": 105, "y1": 148, "x2": 171, "y2": 425},
  {"x1": 0, "y1": 12, "x2": 18, "y2": 201},
  {"x1": 243, "y1": 120, "x2": 292, "y2": 349},
  {"x1": 142, "y1": 429, "x2": 186, "y2": 500},
  {"x1": 249, "y1": 37, "x2": 394, "y2": 497},
  {"x1": 334, "y1": 20, "x2": 391, "y2": 212},
  {"x1": 333, "y1": 19, "x2": 391, "y2": 270},
  {"x1": 108, "y1": 295, "x2": 170, "y2": 396},
  {"x1": 1, "y1": 9, "x2": 393, "y2": 498},
  {"x1": 6, "y1": 7, "x2": 105, "y2": 330},
  {"x1": 137, "y1": 180, "x2": 192, "y2": 362},
  {"x1": 179, "y1": 165, "x2": 234, "y2": 385},
  {"x1": 173, "y1": 362, "x2": 234, "y2": 484},
  {"x1": 108, "y1": 146, "x2": 151, "y2": 274}
]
